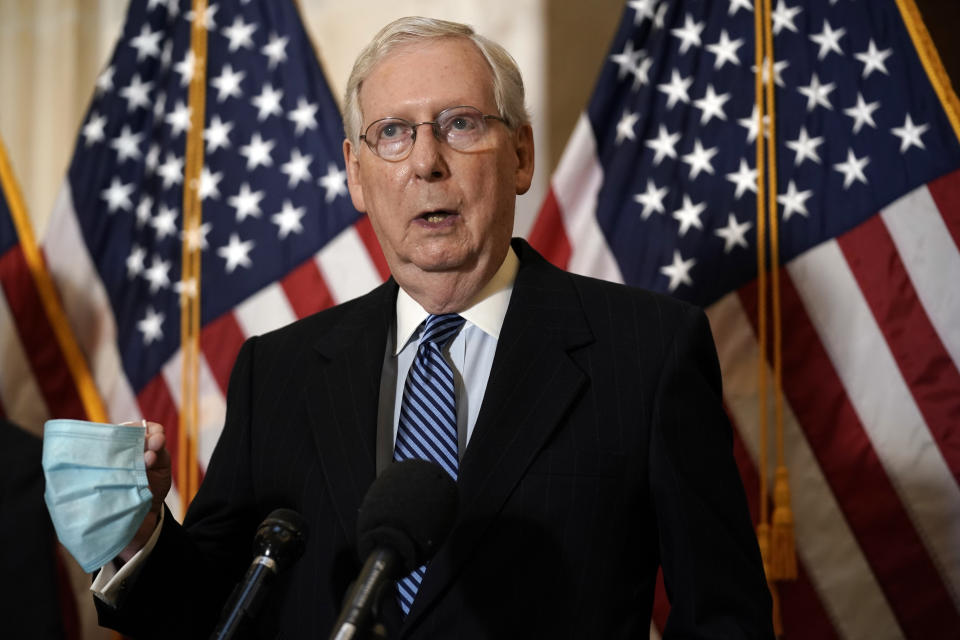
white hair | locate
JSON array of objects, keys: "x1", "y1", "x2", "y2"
[{"x1": 343, "y1": 16, "x2": 530, "y2": 143}]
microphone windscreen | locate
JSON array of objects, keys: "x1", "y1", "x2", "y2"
[
  {"x1": 357, "y1": 460, "x2": 459, "y2": 573},
  {"x1": 254, "y1": 508, "x2": 308, "y2": 571}
]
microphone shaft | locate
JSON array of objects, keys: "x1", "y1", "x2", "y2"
[
  {"x1": 329, "y1": 548, "x2": 399, "y2": 640},
  {"x1": 210, "y1": 556, "x2": 277, "y2": 640}
]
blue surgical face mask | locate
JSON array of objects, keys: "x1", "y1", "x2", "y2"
[{"x1": 42, "y1": 419, "x2": 153, "y2": 572}]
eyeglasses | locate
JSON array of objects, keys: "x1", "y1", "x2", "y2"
[{"x1": 359, "y1": 105, "x2": 508, "y2": 161}]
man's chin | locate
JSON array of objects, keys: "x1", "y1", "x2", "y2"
[
  {"x1": 410, "y1": 256, "x2": 469, "y2": 274},
  {"x1": 390, "y1": 251, "x2": 477, "y2": 279},
  {"x1": 403, "y1": 242, "x2": 473, "y2": 273}
]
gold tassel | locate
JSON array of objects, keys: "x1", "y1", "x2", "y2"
[
  {"x1": 758, "y1": 523, "x2": 783, "y2": 637},
  {"x1": 770, "y1": 577, "x2": 784, "y2": 638},
  {"x1": 770, "y1": 465, "x2": 797, "y2": 580},
  {"x1": 756, "y1": 521, "x2": 772, "y2": 583},
  {"x1": 757, "y1": 522, "x2": 770, "y2": 567}
]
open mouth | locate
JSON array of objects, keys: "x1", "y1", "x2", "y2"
[{"x1": 418, "y1": 210, "x2": 457, "y2": 224}]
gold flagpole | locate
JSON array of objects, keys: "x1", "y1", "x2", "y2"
[
  {"x1": 763, "y1": 0, "x2": 797, "y2": 584},
  {"x1": 753, "y1": 0, "x2": 785, "y2": 634},
  {"x1": 178, "y1": 0, "x2": 209, "y2": 515},
  {"x1": 753, "y1": 0, "x2": 770, "y2": 560}
]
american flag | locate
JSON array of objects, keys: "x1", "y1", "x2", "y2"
[
  {"x1": 0, "y1": 136, "x2": 86, "y2": 639},
  {"x1": 42, "y1": 0, "x2": 388, "y2": 518},
  {"x1": 0, "y1": 136, "x2": 91, "y2": 430},
  {"x1": 530, "y1": 0, "x2": 960, "y2": 637}
]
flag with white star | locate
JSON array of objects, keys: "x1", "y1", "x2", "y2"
[
  {"x1": 529, "y1": 0, "x2": 960, "y2": 638},
  {"x1": 1, "y1": 137, "x2": 92, "y2": 433},
  {"x1": 0, "y1": 144, "x2": 89, "y2": 640},
  {"x1": 42, "y1": 0, "x2": 387, "y2": 514}
]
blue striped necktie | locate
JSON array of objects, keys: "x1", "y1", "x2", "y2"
[{"x1": 392, "y1": 313, "x2": 465, "y2": 615}]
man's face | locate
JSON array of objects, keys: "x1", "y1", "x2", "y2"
[{"x1": 343, "y1": 38, "x2": 534, "y2": 285}]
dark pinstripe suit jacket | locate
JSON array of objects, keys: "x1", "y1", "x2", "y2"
[{"x1": 97, "y1": 239, "x2": 773, "y2": 639}]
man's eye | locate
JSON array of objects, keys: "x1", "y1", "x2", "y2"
[
  {"x1": 379, "y1": 122, "x2": 404, "y2": 139},
  {"x1": 450, "y1": 116, "x2": 476, "y2": 131}
]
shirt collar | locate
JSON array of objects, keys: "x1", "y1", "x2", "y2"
[{"x1": 394, "y1": 246, "x2": 519, "y2": 354}]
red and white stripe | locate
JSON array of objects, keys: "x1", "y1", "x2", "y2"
[
  {"x1": 0, "y1": 252, "x2": 52, "y2": 429},
  {"x1": 529, "y1": 118, "x2": 960, "y2": 639},
  {"x1": 0, "y1": 236, "x2": 86, "y2": 431}
]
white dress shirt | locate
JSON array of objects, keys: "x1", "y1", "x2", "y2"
[{"x1": 375, "y1": 247, "x2": 518, "y2": 470}]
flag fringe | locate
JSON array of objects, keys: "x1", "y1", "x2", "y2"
[{"x1": 895, "y1": 0, "x2": 960, "y2": 145}]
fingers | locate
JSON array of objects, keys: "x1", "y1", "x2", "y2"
[
  {"x1": 144, "y1": 420, "x2": 166, "y2": 453},
  {"x1": 142, "y1": 421, "x2": 167, "y2": 470},
  {"x1": 114, "y1": 419, "x2": 174, "y2": 513},
  {"x1": 145, "y1": 439, "x2": 171, "y2": 470},
  {"x1": 120, "y1": 419, "x2": 168, "y2": 469}
]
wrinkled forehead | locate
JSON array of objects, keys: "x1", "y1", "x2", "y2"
[{"x1": 357, "y1": 37, "x2": 496, "y2": 119}]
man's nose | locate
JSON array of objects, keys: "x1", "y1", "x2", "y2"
[{"x1": 408, "y1": 123, "x2": 449, "y2": 180}]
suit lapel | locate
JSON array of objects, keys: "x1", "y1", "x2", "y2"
[
  {"x1": 405, "y1": 241, "x2": 594, "y2": 628},
  {"x1": 306, "y1": 279, "x2": 397, "y2": 544}
]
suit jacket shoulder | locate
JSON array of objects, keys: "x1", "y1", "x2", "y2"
[
  {"x1": 252, "y1": 276, "x2": 398, "y2": 359},
  {"x1": 510, "y1": 237, "x2": 713, "y2": 378}
]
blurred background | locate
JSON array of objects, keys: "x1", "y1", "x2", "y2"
[
  {"x1": 2, "y1": 0, "x2": 956, "y2": 245},
  {"x1": 0, "y1": 0, "x2": 634, "y2": 245},
  {"x1": 1, "y1": 1, "x2": 957, "y2": 638}
]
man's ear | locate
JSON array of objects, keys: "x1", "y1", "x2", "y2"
[
  {"x1": 514, "y1": 124, "x2": 535, "y2": 195},
  {"x1": 343, "y1": 138, "x2": 366, "y2": 212}
]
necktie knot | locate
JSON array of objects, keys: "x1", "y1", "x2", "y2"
[{"x1": 422, "y1": 313, "x2": 465, "y2": 349}]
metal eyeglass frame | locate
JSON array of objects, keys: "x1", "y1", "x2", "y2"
[{"x1": 359, "y1": 105, "x2": 508, "y2": 161}]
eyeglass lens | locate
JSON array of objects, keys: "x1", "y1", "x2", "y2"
[{"x1": 364, "y1": 106, "x2": 498, "y2": 160}]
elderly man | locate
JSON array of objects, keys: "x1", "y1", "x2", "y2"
[{"x1": 94, "y1": 16, "x2": 773, "y2": 639}]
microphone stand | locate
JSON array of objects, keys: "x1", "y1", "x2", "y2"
[
  {"x1": 329, "y1": 549, "x2": 396, "y2": 640},
  {"x1": 209, "y1": 509, "x2": 307, "y2": 640},
  {"x1": 210, "y1": 555, "x2": 278, "y2": 640}
]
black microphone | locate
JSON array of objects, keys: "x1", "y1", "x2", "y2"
[
  {"x1": 329, "y1": 459, "x2": 459, "y2": 640},
  {"x1": 210, "y1": 508, "x2": 308, "y2": 640}
]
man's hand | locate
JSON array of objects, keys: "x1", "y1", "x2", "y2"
[{"x1": 117, "y1": 420, "x2": 171, "y2": 563}]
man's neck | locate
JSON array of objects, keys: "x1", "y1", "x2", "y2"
[
  {"x1": 394, "y1": 246, "x2": 510, "y2": 314},
  {"x1": 394, "y1": 247, "x2": 518, "y2": 353}
]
